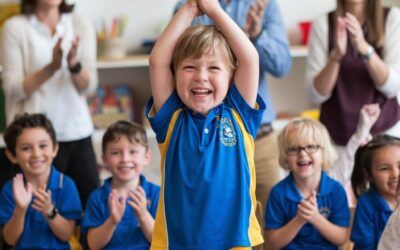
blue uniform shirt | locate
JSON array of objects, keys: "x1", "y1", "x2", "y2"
[
  {"x1": 350, "y1": 187, "x2": 393, "y2": 250},
  {"x1": 81, "y1": 175, "x2": 160, "y2": 250},
  {"x1": 146, "y1": 85, "x2": 265, "y2": 249},
  {"x1": 265, "y1": 172, "x2": 350, "y2": 250},
  {"x1": 0, "y1": 166, "x2": 82, "y2": 250},
  {"x1": 175, "y1": 0, "x2": 292, "y2": 124}
]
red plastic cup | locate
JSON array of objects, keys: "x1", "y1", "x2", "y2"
[{"x1": 299, "y1": 21, "x2": 311, "y2": 45}]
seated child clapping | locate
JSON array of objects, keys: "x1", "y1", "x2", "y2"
[
  {"x1": 81, "y1": 121, "x2": 160, "y2": 250},
  {"x1": 0, "y1": 113, "x2": 82, "y2": 249},
  {"x1": 350, "y1": 134, "x2": 400, "y2": 249},
  {"x1": 264, "y1": 118, "x2": 350, "y2": 249}
]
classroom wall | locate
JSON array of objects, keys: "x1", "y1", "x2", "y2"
[{"x1": 74, "y1": 0, "x2": 337, "y2": 52}]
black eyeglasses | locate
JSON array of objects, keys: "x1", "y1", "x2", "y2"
[{"x1": 286, "y1": 144, "x2": 322, "y2": 156}]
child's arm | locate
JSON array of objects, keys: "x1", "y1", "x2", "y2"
[
  {"x1": 87, "y1": 190, "x2": 126, "y2": 250},
  {"x1": 149, "y1": 0, "x2": 200, "y2": 113},
  {"x1": 353, "y1": 104, "x2": 380, "y2": 144},
  {"x1": 198, "y1": 0, "x2": 259, "y2": 106},
  {"x1": 3, "y1": 174, "x2": 32, "y2": 246},
  {"x1": 31, "y1": 187, "x2": 75, "y2": 241},
  {"x1": 265, "y1": 216, "x2": 306, "y2": 249},
  {"x1": 128, "y1": 186, "x2": 154, "y2": 242},
  {"x1": 301, "y1": 192, "x2": 348, "y2": 246}
]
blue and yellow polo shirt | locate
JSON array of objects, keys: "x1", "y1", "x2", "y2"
[
  {"x1": 0, "y1": 166, "x2": 82, "y2": 250},
  {"x1": 146, "y1": 85, "x2": 265, "y2": 249},
  {"x1": 81, "y1": 175, "x2": 160, "y2": 250},
  {"x1": 265, "y1": 171, "x2": 350, "y2": 249},
  {"x1": 351, "y1": 187, "x2": 393, "y2": 250}
]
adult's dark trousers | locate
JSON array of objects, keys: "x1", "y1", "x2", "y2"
[{"x1": 53, "y1": 136, "x2": 100, "y2": 208}]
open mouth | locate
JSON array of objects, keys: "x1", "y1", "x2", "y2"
[{"x1": 191, "y1": 88, "x2": 212, "y2": 96}]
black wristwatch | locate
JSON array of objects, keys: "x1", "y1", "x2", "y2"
[
  {"x1": 47, "y1": 205, "x2": 58, "y2": 220},
  {"x1": 69, "y1": 62, "x2": 82, "y2": 74}
]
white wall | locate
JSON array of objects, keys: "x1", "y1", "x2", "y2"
[{"x1": 74, "y1": 0, "x2": 338, "y2": 52}]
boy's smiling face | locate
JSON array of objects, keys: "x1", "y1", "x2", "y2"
[
  {"x1": 6, "y1": 128, "x2": 58, "y2": 178},
  {"x1": 103, "y1": 135, "x2": 150, "y2": 184},
  {"x1": 175, "y1": 50, "x2": 232, "y2": 115}
]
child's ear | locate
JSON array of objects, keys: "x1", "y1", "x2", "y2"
[
  {"x1": 144, "y1": 149, "x2": 152, "y2": 166},
  {"x1": 5, "y1": 149, "x2": 18, "y2": 165},
  {"x1": 52, "y1": 143, "x2": 59, "y2": 157}
]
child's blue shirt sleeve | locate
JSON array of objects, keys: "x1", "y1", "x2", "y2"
[
  {"x1": 145, "y1": 91, "x2": 182, "y2": 143},
  {"x1": 226, "y1": 84, "x2": 266, "y2": 139},
  {"x1": 327, "y1": 181, "x2": 350, "y2": 227},
  {"x1": 56, "y1": 176, "x2": 83, "y2": 220},
  {"x1": 0, "y1": 181, "x2": 15, "y2": 225},
  {"x1": 264, "y1": 185, "x2": 286, "y2": 229},
  {"x1": 351, "y1": 196, "x2": 376, "y2": 250},
  {"x1": 80, "y1": 189, "x2": 105, "y2": 233}
]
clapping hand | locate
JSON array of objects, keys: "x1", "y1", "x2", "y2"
[
  {"x1": 244, "y1": 0, "x2": 268, "y2": 39},
  {"x1": 32, "y1": 184, "x2": 53, "y2": 216},
  {"x1": 333, "y1": 17, "x2": 347, "y2": 60},
  {"x1": 344, "y1": 12, "x2": 368, "y2": 54},
  {"x1": 67, "y1": 36, "x2": 79, "y2": 68},
  {"x1": 12, "y1": 174, "x2": 32, "y2": 211},
  {"x1": 196, "y1": 0, "x2": 222, "y2": 18},
  {"x1": 296, "y1": 191, "x2": 319, "y2": 224},
  {"x1": 127, "y1": 186, "x2": 149, "y2": 221},
  {"x1": 49, "y1": 37, "x2": 63, "y2": 73},
  {"x1": 108, "y1": 190, "x2": 126, "y2": 225}
]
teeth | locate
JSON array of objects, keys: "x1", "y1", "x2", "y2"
[{"x1": 192, "y1": 89, "x2": 211, "y2": 94}]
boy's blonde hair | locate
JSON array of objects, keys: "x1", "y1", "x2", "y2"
[
  {"x1": 172, "y1": 25, "x2": 236, "y2": 74},
  {"x1": 278, "y1": 118, "x2": 337, "y2": 171}
]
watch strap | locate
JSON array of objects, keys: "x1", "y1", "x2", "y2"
[
  {"x1": 362, "y1": 45, "x2": 375, "y2": 63},
  {"x1": 69, "y1": 62, "x2": 82, "y2": 74}
]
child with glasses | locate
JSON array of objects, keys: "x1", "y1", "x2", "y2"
[
  {"x1": 350, "y1": 134, "x2": 400, "y2": 249},
  {"x1": 264, "y1": 118, "x2": 350, "y2": 249}
]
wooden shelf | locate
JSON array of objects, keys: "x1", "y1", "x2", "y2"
[{"x1": 97, "y1": 54, "x2": 149, "y2": 69}]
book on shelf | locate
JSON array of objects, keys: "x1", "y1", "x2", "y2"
[{"x1": 87, "y1": 85, "x2": 134, "y2": 129}]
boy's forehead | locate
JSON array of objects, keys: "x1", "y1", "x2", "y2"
[{"x1": 17, "y1": 127, "x2": 52, "y2": 141}]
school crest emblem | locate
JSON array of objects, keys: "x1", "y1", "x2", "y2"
[{"x1": 219, "y1": 117, "x2": 237, "y2": 146}]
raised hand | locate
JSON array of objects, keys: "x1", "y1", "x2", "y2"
[
  {"x1": 355, "y1": 103, "x2": 381, "y2": 142},
  {"x1": 67, "y1": 36, "x2": 80, "y2": 68},
  {"x1": 196, "y1": 0, "x2": 222, "y2": 18},
  {"x1": 12, "y1": 174, "x2": 32, "y2": 210},
  {"x1": 108, "y1": 190, "x2": 126, "y2": 225},
  {"x1": 296, "y1": 191, "x2": 319, "y2": 223},
  {"x1": 31, "y1": 184, "x2": 53, "y2": 216},
  {"x1": 243, "y1": 0, "x2": 268, "y2": 39},
  {"x1": 127, "y1": 186, "x2": 149, "y2": 220}
]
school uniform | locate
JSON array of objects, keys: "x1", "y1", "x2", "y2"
[
  {"x1": 265, "y1": 172, "x2": 350, "y2": 249},
  {"x1": 81, "y1": 175, "x2": 160, "y2": 250},
  {"x1": 351, "y1": 187, "x2": 393, "y2": 250},
  {"x1": 146, "y1": 85, "x2": 265, "y2": 249},
  {"x1": 0, "y1": 166, "x2": 82, "y2": 250}
]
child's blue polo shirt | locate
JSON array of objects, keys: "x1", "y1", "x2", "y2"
[
  {"x1": 264, "y1": 171, "x2": 350, "y2": 250},
  {"x1": 81, "y1": 175, "x2": 160, "y2": 250},
  {"x1": 0, "y1": 166, "x2": 82, "y2": 250},
  {"x1": 350, "y1": 187, "x2": 393, "y2": 250},
  {"x1": 146, "y1": 85, "x2": 266, "y2": 249}
]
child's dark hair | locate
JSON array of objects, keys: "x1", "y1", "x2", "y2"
[
  {"x1": 3, "y1": 113, "x2": 57, "y2": 155},
  {"x1": 351, "y1": 134, "x2": 400, "y2": 199},
  {"x1": 102, "y1": 120, "x2": 149, "y2": 154}
]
